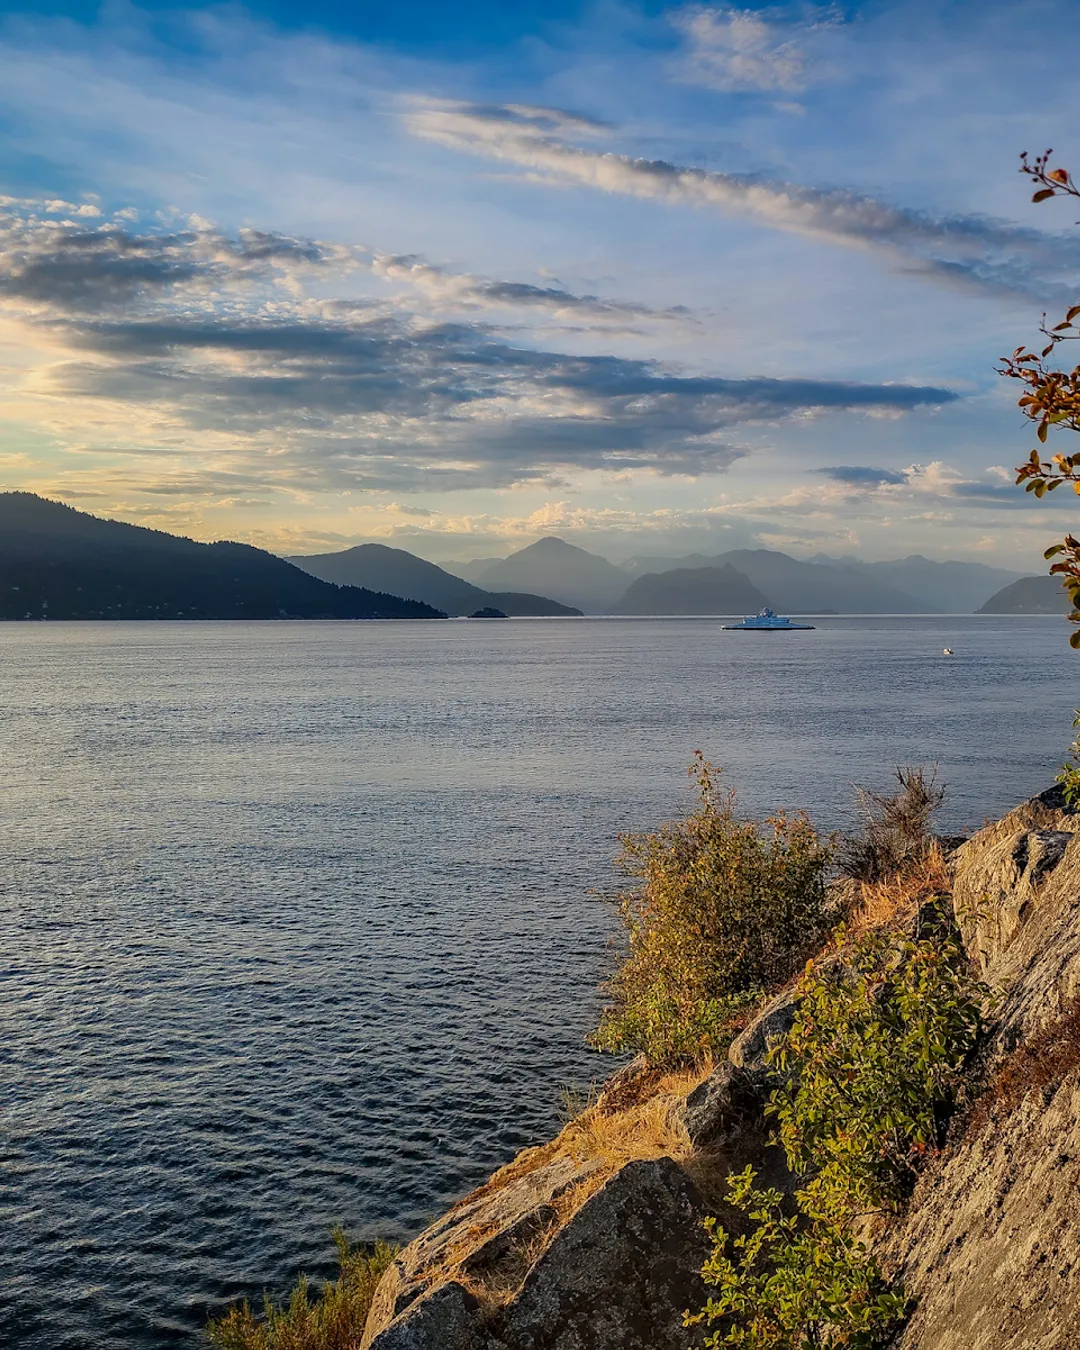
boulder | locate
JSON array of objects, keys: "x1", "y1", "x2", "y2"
[
  {"x1": 678, "y1": 1061, "x2": 764, "y2": 1149},
  {"x1": 367, "y1": 1281, "x2": 480, "y2": 1350},
  {"x1": 727, "y1": 987, "x2": 800, "y2": 1073},
  {"x1": 486, "y1": 1158, "x2": 709, "y2": 1350}
]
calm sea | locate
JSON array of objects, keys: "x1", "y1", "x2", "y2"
[{"x1": 2, "y1": 616, "x2": 1076, "y2": 1349}]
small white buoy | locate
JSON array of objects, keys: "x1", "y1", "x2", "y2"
[{"x1": 943, "y1": 647, "x2": 954, "y2": 656}]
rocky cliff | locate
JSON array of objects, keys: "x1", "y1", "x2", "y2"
[{"x1": 360, "y1": 786, "x2": 1080, "y2": 1350}]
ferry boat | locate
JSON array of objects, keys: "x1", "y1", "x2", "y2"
[{"x1": 722, "y1": 607, "x2": 815, "y2": 631}]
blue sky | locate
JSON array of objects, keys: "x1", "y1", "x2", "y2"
[{"x1": 0, "y1": 0, "x2": 1078, "y2": 565}]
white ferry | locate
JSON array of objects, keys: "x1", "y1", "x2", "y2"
[{"x1": 722, "y1": 607, "x2": 815, "y2": 631}]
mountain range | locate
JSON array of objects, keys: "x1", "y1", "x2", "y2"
[
  {"x1": 289, "y1": 535, "x2": 1049, "y2": 615},
  {"x1": 617, "y1": 549, "x2": 1026, "y2": 614},
  {"x1": 287, "y1": 543, "x2": 581, "y2": 616},
  {"x1": 0, "y1": 494, "x2": 444, "y2": 620}
]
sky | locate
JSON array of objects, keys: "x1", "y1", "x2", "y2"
[{"x1": 0, "y1": 0, "x2": 1079, "y2": 566}]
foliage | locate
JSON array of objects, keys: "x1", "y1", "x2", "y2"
[
  {"x1": 838, "y1": 767, "x2": 945, "y2": 884},
  {"x1": 688, "y1": 1167, "x2": 908, "y2": 1350},
  {"x1": 206, "y1": 1229, "x2": 397, "y2": 1350},
  {"x1": 769, "y1": 916, "x2": 985, "y2": 1221},
  {"x1": 999, "y1": 150, "x2": 1080, "y2": 645},
  {"x1": 691, "y1": 909, "x2": 986, "y2": 1349},
  {"x1": 1056, "y1": 710, "x2": 1080, "y2": 806},
  {"x1": 591, "y1": 755, "x2": 832, "y2": 1068}
]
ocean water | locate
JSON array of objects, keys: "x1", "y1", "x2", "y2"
[{"x1": 2, "y1": 615, "x2": 1076, "y2": 1349}]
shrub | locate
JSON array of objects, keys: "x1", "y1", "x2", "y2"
[
  {"x1": 769, "y1": 915, "x2": 985, "y2": 1220},
  {"x1": 1057, "y1": 711, "x2": 1080, "y2": 807},
  {"x1": 692, "y1": 909, "x2": 987, "y2": 1348},
  {"x1": 838, "y1": 768, "x2": 945, "y2": 884},
  {"x1": 591, "y1": 757, "x2": 832, "y2": 1068},
  {"x1": 206, "y1": 1229, "x2": 397, "y2": 1350},
  {"x1": 688, "y1": 1167, "x2": 907, "y2": 1350}
]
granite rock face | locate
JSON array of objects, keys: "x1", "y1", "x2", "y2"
[
  {"x1": 880, "y1": 1072, "x2": 1080, "y2": 1350},
  {"x1": 877, "y1": 784, "x2": 1080, "y2": 1349},
  {"x1": 953, "y1": 783, "x2": 1080, "y2": 1044}
]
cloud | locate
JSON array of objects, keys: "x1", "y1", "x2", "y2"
[
  {"x1": 0, "y1": 201, "x2": 346, "y2": 312},
  {"x1": 403, "y1": 100, "x2": 1080, "y2": 299},
  {"x1": 817, "y1": 465, "x2": 910, "y2": 486},
  {"x1": 46, "y1": 309, "x2": 954, "y2": 491},
  {"x1": 366, "y1": 252, "x2": 695, "y2": 330},
  {"x1": 810, "y1": 460, "x2": 1075, "y2": 511},
  {"x1": 672, "y1": 6, "x2": 829, "y2": 94},
  {"x1": 0, "y1": 197, "x2": 956, "y2": 498}
]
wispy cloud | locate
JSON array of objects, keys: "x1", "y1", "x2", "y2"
[
  {"x1": 365, "y1": 252, "x2": 696, "y2": 331},
  {"x1": 671, "y1": 6, "x2": 833, "y2": 94},
  {"x1": 403, "y1": 100, "x2": 1080, "y2": 299},
  {"x1": 817, "y1": 464, "x2": 910, "y2": 486}
]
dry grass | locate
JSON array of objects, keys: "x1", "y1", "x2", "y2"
[
  {"x1": 966, "y1": 994, "x2": 1080, "y2": 1138},
  {"x1": 846, "y1": 844, "x2": 952, "y2": 937},
  {"x1": 839, "y1": 766, "x2": 945, "y2": 884}
]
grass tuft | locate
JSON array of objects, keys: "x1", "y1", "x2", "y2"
[{"x1": 206, "y1": 1229, "x2": 397, "y2": 1350}]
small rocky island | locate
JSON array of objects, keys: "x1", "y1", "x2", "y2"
[{"x1": 468, "y1": 607, "x2": 509, "y2": 619}]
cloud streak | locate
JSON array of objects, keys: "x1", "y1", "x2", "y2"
[
  {"x1": 404, "y1": 101, "x2": 1080, "y2": 299},
  {"x1": 366, "y1": 252, "x2": 695, "y2": 330}
]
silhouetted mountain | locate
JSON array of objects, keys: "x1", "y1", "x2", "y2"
[
  {"x1": 474, "y1": 537, "x2": 630, "y2": 612},
  {"x1": 287, "y1": 543, "x2": 580, "y2": 616},
  {"x1": 0, "y1": 494, "x2": 444, "y2": 620},
  {"x1": 619, "y1": 552, "x2": 717, "y2": 577},
  {"x1": 609, "y1": 565, "x2": 769, "y2": 615},
  {"x1": 707, "y1": 549, "x2": 925, "y2": 614},
  {"x1": 977, "y1": 575, "x2": 1069, "y2": 614},
  {"x1": 448, "y1": 557, "x2": 507, "y2": 583},
  {"x1": 808, "y1": 553, "x2": 1025, "y2": 613}
]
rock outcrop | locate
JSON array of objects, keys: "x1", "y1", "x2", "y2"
[
  {"x1": 877, "y1": 783, "x2": 1080, "y2": 1349},
  {"x1": 362, "y1": 785, "x2": 1080, "y2": 1350}
]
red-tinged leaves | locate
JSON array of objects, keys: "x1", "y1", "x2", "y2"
[
  {"x1": 1069, "y1": 629, "x2": 1080, "y2": 650},
  {"x1": 1034, "y1": 188, "x2": 1056, "y2": 202}
]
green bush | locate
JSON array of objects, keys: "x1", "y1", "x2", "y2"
[
  {"x1": 206, "y1": 1229, "x2": 397, "y2": 1350},
  {"x1": 591, "y1": 757, "x2": 832, "y2": 1068},
  {"x1": 1057, "y1": 710, "x2": 1080, "y2": 807},
  {"x1": 692, "y1": 910, "x2": 986, "y2": 1349},
  {"x1": 688, "y1": 1167, "x2": 907, "y2": 1350},
  {"x1": 769, "y1": 916, "x2": 985, "y2": 1221}
]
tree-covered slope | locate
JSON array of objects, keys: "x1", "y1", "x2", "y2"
[
  {"x1": 977, "y1": 574, "x2": 1069, "y2": 614},
  {"x1": 0, "y1": 494, "x2": 444, "y2": 620}
]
